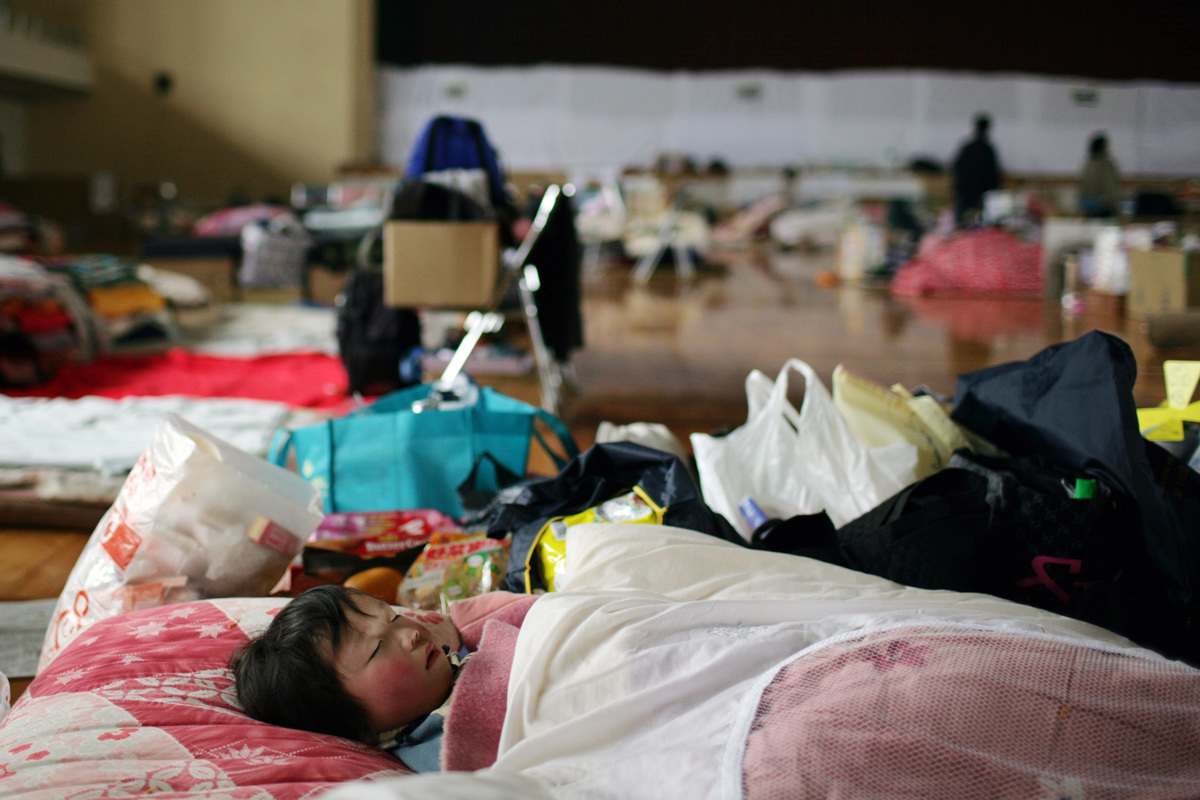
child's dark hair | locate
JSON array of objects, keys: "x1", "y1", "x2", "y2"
[{"x1": 229, "y1": 585, "x2": 376, "y2": 742}]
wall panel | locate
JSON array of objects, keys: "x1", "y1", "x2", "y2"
[{"x1": 379, "y1": 65, "x2": 1200, "y2": 178}]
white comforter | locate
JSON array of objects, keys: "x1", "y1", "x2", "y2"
[{"x1": 317, "y1": 523, "x2": 1159, "y2": 800}]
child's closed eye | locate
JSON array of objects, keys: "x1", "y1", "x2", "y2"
[{"x1": 369, "y1": 613, "x2": 399, "y2": 660}]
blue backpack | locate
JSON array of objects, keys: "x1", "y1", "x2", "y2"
[{"x1": 405, "y1": 116, "x2": 507, "y2": 210}]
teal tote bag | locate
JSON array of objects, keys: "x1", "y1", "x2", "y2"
[{"x1": 270, "y1": 383, "x2": 578, "y2": 517}]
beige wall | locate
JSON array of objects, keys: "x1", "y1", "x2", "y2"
[
  {"x1": 12, "y1": 0, "x2": 374, "y2": 208},
  {"x1": 0, "y1": 98, "x2": 27, "y2": 175}
]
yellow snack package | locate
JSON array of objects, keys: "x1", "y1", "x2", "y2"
[{"x1": 527, "y1": 486, "x2": 665, "y2": 593}]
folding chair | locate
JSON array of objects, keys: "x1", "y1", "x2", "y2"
[{"x1": 632, "y1": 188, "x2": 697, "y2": 284}]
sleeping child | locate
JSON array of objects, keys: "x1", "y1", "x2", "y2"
[{"x1": 230, "y1": 584, "x2": 535, "y2": 773}]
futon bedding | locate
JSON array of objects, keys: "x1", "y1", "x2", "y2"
[
  {"x1": 3, "y1": 523, "x2": 1199, "y2": 800},
  {"x1": 329, "y1": 524, "x2": 1200, "y2": 799}
]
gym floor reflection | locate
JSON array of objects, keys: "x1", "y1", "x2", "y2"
[{"x1": 561, "y1": 245, "x2": 1187, "y2": 444}]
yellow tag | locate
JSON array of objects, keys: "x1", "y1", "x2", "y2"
[
  {"x1": 1137, "y1": 360, "x2": 1200, "y2": 441},
  {"x1": 1165, "y1": 361, "x2": 1200, "y2": 409}
]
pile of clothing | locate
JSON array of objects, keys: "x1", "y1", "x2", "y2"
[{"x1": 0, "y1": 255, "x2": 96, "y2": 387}]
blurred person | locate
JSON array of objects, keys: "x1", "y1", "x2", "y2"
[
  {"x1": 951, "y1": 114, "x2": 1003, "y2": 225},
  {"x1": 1078, "y1": 132, "x2": 1121, "y2": 217}
]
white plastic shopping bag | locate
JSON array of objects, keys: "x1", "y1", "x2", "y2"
[
  {"x1": 691, "y1": 359, "x2": 917, "y2": 539},
  {"x1": 38, "y1": 413, "x2": 323, "y2": 672}
]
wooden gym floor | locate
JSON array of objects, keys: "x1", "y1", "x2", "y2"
[
  {"x1": 565, "y1": 245, "x2": 1180, "y2": 434},
  {"x1": 3, "y1": 242, "x2": 1195, "y2": 700}
]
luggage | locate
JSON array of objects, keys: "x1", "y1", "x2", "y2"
[
  {"x1": 1133, "y1": 191, "x2": 1181, "y2": 217},
  {"x1": 835, "y1": 450, "x2": 1133, "y2": 611},
  {"x1": 952, "y1": 331, "x2": 1200, "y2": 606},
  {"x1": 390, "y1": 177, "x2": 492, "y2": 223},
  {"x1": 238, "y1": 213, "x2": 312, "y2": 289},
  {"x1": 520, "y1": 186, "x2": 584, "y2": 362},
  {"x1": 485, "y1": 441, "x2": 744, "y2": 593},
  {"x1": 951, "y1": 331, "x2": 1200, "y2": 663}
]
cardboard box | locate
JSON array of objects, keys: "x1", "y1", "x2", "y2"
[
  {"x1": 383, "y1": 221, "x2": 499, "y2": 308},
  {"x1": 1127, "y1": 249, "x2": 1200, "y2": 319}
]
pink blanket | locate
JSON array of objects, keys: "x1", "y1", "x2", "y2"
[
  {"x1": 442, "y1": 592, "x2": 538, "y2": 772},
  {"x1": 890, "y1": 228, "x2": 1043, "y2": 297}
]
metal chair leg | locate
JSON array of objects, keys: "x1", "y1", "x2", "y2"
[{"x1": 518, "y1": 265, "x2": 562, "y2": 415}]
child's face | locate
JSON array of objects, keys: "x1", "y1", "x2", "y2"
[{"x1": 330, "y1": 595, "x2": 455, "y2": 736}]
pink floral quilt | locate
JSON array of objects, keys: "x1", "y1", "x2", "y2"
[{"x1": 0, "y1": 597, "x2": 458, "y2": 799}]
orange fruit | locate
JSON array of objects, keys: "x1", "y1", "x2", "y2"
[{"x1": 344, "y1": 566, "x2": 404, "y2": 604}]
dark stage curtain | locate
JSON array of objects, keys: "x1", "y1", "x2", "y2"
[{"x1": 376, "y1": 1, "x2": 1200, "y2": 85}]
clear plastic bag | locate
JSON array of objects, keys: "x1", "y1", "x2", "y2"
[
  {"x1": 37, "y1": 413, "x2": 323, "y2": 673},
  {"x1": 437, "y1": 547, "x2": 508, "y2": 613}
]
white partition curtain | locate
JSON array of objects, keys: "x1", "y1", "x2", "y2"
[{"x1": 378, "y1": 65, "x2": 1200, "y2": 179}]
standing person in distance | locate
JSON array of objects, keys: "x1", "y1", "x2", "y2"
[
  {"x1": 951, "y1": 114, "x2": 1003, "y2": 226},
  {"x1": 1078, "y1": 132, "x2": 1122, "y2": 218}
]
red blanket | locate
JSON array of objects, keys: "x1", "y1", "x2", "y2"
[{"x1": 3, "y1": 348, "x2": 353, "y2": 409}]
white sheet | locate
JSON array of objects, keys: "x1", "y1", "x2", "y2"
[
  {"x1": 0, "y1": 395, "x2": 292, "y2": 472},
  {"x1": 179, "y1": 303, "x2": 338, "y2": 356},
  {"x1": 495, "y1": 524, "x2": 1147, "y2": 798}
]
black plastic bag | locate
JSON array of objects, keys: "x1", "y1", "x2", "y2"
[
  {"x1": 836, "y1": 450, "x2": 1135, "y2": 611},
  {"x1": 952, "y1": 330, "x2": 1200, "y2": 663},
  {"x1": 485, "y1": 441, "x2": 744, "y2": 592}
]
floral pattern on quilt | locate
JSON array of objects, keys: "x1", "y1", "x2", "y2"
[{"x1": 0, "y1": 597, "x2": 414, "y2": 799}]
